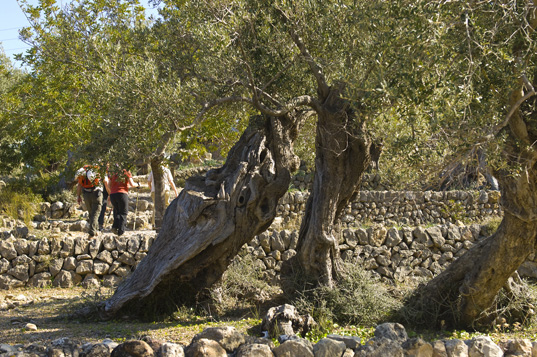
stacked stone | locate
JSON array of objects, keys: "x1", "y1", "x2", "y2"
[
  {"x1": 337, "y1": 224, "x2": 483, "y2": 283},
  {"x1": 274, "y1": 190, "x2": 502, "y2": 229},
  {"x1": 0, "y1": 233, "x2": 155, "y2": 290},
  {"x1": 237, "y1": 223, "x2": 488, "y2": 284},
  {"x1": 0, "y1": 321, "x2": 532, "y2": 356},
  {"x1": 174, "y1": 166, "x2": 216, "y2": 182}
]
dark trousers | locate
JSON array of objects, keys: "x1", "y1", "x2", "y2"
[
  {"x1": 110, "y1": 192, "x2": 129, "y2": 236},
  {"x1": 98, "y1": 189, "x2": 109, "y2": 228},
  {"x1": 83, "y1": 189, "x2": 103, "y2": 236}
]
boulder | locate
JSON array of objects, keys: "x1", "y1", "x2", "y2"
[
  {"x1": 236, "y1": 343, "x2": 273, "y2": 357},
  {"x1": 111, "y1": 340, "x2": 154, "y2": 357},
  {"x1": 158, "y1": 342, "x2": 185, "y2": 357},
  {"x1": 466, "y1": 336, "x2": 502, "y2": 357},
  {"x1": 262, "y1": 304, "x2": 316, "y2": 339},
  {"x1": 185, "y1": 338, "x2": 226, "y2": 357},
  {"x1": 313, "y1": 338, "x2": 346, "y2": 357},
  {"x1": 52, "y1": 270, "x2": 82, "y2": 288},
  {"x1": 374, "y1": 323, "x2": 408, "y2": 343},
  {"x1": 191, "y1": 326, "x2": 245, "y2": 353},
  {"x1": 272, "y1": 338, "x2": 313, "y2": 357}
]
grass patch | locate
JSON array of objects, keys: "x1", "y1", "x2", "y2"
[{"x1": 0, "y1": 187, "x2": 41, "y2": 225}]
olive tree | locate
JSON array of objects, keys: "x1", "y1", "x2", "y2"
[{"x1": 401, "y1": 0, "x2": 537, "y2": 329}]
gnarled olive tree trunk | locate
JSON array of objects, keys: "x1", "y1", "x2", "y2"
[
  {"x1": 296, "y1": 85, "x2": 371, "y2": 286},
  {"x1": 101, "y1": 114, "x2": 300, "y2": 318},
  {"x1": 404, "y1": 84, "x2": 537, "y2": 329}
]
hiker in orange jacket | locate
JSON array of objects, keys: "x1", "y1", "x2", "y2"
[{"x1": 75, "y1": 165, "x2": 103, "y2": 238}]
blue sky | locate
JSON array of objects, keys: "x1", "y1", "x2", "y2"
[{"x1": 1, "y1": 0, "x2": 160, "y2": 68}]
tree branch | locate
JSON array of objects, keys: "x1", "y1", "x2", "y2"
[{"x1": 276, "y1": 8, "x2": 330, "y2": 99}]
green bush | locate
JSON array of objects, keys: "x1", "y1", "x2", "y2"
[
  {"x1": 293, "y1": 262, "x2": 401, "y2": 328},
  {"x1": 0, "y1": 187, "x2": 41, "y2": 225}
]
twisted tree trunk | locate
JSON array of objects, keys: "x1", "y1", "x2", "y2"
[
  {"x1": 101, "y1": 114, "x2": 300, "y2": 318},
  {"x1": 405, "y1": 81, "x2": 537, "y2": 329},
  {"x1": 296, "y1": 84, "x2": 371, "y2": 286}
]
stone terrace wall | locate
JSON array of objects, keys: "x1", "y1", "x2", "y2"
[
  {"x1": 274, "y1": 190, "x2": 501, "y2": 230},
  {"x1": 4, "y1": 220, "x2": 537, "y2": 290},
  {"x1": 0, "y1": 185, "x2": 504, "y2": 289},
  {"x1": 0, "y1": 232, "x2": 155, "y2": 289}
]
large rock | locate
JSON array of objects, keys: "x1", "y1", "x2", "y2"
[
  {"x1": 191, "y1": 326, "x2": 245, "y2": 353},
  {"x1": 402, "y1": 338, "x2": 433, "y2": 357},
  {"x1": 0, "y1": 240, "x2": 17, "y2": 260},
  {"x1": 52, "y1": 270, "x2": 82, "y2": 288},
  {"x1": 0, "y1": 274, "x2": 25, "y2": 289},
  {"x1": 466, "y1": 336, "x2": 502, "y2": 357},
  {"x1": 444, "y1": 339, "x2": 468, "y2": 357},
  {"x1": 0, "y1": 258, "x2": 10, "y2": 274},
  {"x1": 504, "y1": 338, "x2": 532, "y2": 356},
  {"x1": 185, "y1": 338, "x2": 226, "y2": 357},
  {"x1": 313, "y1": 338, "x2": 346, "y2": 357},
  {"x1": 158, "y1": 342, "x2": 185, "y2": 357},
  {"x1": 27, "y1": 272, "x2": 52, "y2": 288},
  {"x1": 374, "y1": 323, "x2": 408, "y2": 343},
  {"x1": 272, "y1": 338, "x2": 313, "y2": 357},
  {"x1": 111, "y1": 340, "x2": 154, "y2": 357},
  {"x1": 262, "y1": 304, "x2": 315, "y2": 339},
  {"x1": 325, "y1": 334, "x2": 361, "y2": 350},
  {"x1": 355, "y1": 338, "x2": 404, "y2": 357},
  {"x1": 236, "y1": 343, "x2": 273, "y2": 357}
]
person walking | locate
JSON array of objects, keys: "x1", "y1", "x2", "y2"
[
  {"x1": 97, "y1": 186, "x2": 109, "y2": 231},
  {"x1": 75, "y1": 165, "x2": 103, "y2": 238},
  {"x1": 147, "y1": 164, "x2": 178, "y2": 229},
  {"x1": 97, "y1": 163, "x2": 110, "y2": 231},
  {"x1": 106, "y1": 167, "x2": 138, "y2": 236}
]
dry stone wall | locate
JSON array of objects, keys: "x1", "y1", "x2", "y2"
[
  {"x1": 4, "y1": 219, "x2": 537, "y2": 291},
  {"x1": 0, "y1": 187, "x2": 506, "y2": 290},
  {"x1": 0, "y1": 232, "x2": 155, "y2": 289},
  {"x1": 274, "y1": 189, "x2": 501, "y2": 229}
]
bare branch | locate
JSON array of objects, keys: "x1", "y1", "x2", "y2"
[
  {"x1": 276, "y1": 8, "x2": 330, "y2": 99},
  {"x1": 193, "y1": 96, "x2": 254, "y2": 125}
]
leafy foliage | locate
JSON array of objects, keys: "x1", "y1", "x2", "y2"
[
  {"x1": 293, "y1": 262, "x2": 400, "y2": 328},
  {"x1": 0, "y1": 183, "x2": 41, "y2": 225}
]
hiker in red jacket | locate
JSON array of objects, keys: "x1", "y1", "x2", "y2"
[{"x1": 105, "y1": 167, "x2": 138, "y2": 236}]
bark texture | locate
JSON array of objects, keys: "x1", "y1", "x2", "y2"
[
  {"x1": 405, "y1": 80, "x2": 537, "y2": 329},
  {"x1": 296, "y1": 84, "x2": 371, "y2": 286},
  {"x1": 149, "y1": 158, "x2": 166, "y2": 230},
  {"x1": 102, "y1": 114, "x2": 300, "y2": 318}
]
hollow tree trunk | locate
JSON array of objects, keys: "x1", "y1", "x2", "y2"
[
  {"x1": 101, "y1": 114, "x2": 300, "y2": 318},
  {"x1": 296, "y1": 85, "x2": 371, "y2": 286}
]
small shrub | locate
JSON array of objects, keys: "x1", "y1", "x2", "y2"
[
  {"x1": 209, "y1": 252, "x2": 281, "y2": 316},
  {"x1": 480, "y1": 216, "x2": 502, "y2": 237},
  {"x1": 293, "y1": 262, "x2": 401, "y2": 330},
  {"x1": 48, "y1": 189, "x2": 76, "y2": 205},
  {"x1": 0, "y1": 186, "x2": 41, "y2": 225}
]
